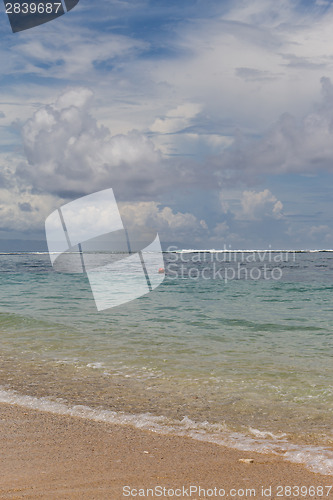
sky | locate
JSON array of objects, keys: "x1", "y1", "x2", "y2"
[{"x1": 0, "y1": 0, "x2": 333, "y2": 250}]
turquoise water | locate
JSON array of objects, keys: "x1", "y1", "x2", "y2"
[{"x1": 0, "y1": 250, "x2": 333, "y2": 474}]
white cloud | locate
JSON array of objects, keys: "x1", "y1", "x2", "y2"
[
  {"x1": 150, "y1": 103, "x2": 202, "y2": 134},
  {"x1": 119, "y1": 201, "x2": 208, "y2": 240},
  {"x1": 208, "y1": 76, "x2": 333, "y2": 182},
  {"x1": 10, "y1": 26, "x2": 148, "y2": 81},
  {"x1": 219, "y1": 188, "x2": 284, "y2": 221},
  {"x1": 240, "y1": 189, "x2": 284, "y2": 220},
  {"x1": 16, "y1": 88, "x2": 162, "y2": 198},
  {"x1": 0, "y1": 187, "x2": 61, "y2": 232}
]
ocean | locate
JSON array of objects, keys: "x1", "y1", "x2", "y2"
[{"x1": 0, "y1": 249, "x2": 332, "y2": 475}]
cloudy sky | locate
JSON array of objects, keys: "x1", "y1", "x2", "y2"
[{"x1": 1, "y1": 0, "x2": 333, "y2": 250}]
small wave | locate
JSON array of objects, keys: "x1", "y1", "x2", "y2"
[
  {"x1": 0, "y1": 387, "x2": 332, "y2": 476},
  {"x1": 0, "y1": 252, "x2": 49, "y2": 255},
  {"x1": 165, "y1": 249, "x2": 333, "y2": 254},
  {"x1": 86, "y1": 362, "x2": 105, "y2": 369}
]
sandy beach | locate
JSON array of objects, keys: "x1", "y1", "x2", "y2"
[{"x1": 0, "y1": 403, "x2": 331, "y2": 500}]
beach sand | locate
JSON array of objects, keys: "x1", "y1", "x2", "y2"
[{"x1": 0, "y1": 403, "x2": 332, "y2": 499}]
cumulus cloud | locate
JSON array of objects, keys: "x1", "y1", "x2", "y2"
[
  {"x1": 119, "y1": 201, "x2": 208, "y2": 242},
  {"x1": 16, "y1": 87, "x2": 164, "y2": 199},
  {"x1": 240, "y1": 189, "x2": 283, "y2": 220},
  {"x1": 219, "y1": 188, "x2": 284, "y2": 221},
  {"x1": 0, "y1": 188, "x2": 61, "y2": 232}
]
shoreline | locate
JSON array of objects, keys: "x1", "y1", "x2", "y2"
[
  {"x1": 0, "y1": 384, "x2": 333, "y2": 478},
  {"x1": 0, "y1": 402, "x2": 332, "y2": 500}
]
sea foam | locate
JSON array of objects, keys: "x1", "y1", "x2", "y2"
[{"x1": 0, "y1": 387, "x2": 332, "y2": 476}]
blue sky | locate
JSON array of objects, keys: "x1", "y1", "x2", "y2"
[{"x1": 0, "y1": 0, "x2": 333, "y2": 249}]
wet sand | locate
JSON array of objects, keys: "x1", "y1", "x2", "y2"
[{"x1": 0, "y1": 403, "x2": 332, "y2": 499}]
